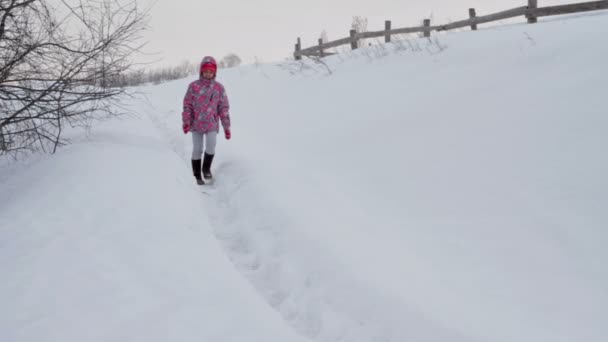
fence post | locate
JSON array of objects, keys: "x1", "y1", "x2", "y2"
[
  {"x1": 527, "y1": 0, "x2": 538, "y2": 23},
  {"x1": 423, "y1": 19, "x2": 431, "y2": 37},
  {"x1": 294, "y1": 37, "x2": 302, "y2": 60},
  {"x1": 385, "y1": 20, "x2": 392, "y2": 42},
  {"x1": 469, "y1": 8, "x2": 477, "y2": 30},
  {"x1": 350, "y1": 29, "x2": 358, "y2": 50},
  {"x1": 318, "y1": 38, "x2": 325, "y2": 58}
]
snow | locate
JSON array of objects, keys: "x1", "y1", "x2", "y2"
[{"x1": 2, "y1": 12, "x2": 608, "y2": 342}]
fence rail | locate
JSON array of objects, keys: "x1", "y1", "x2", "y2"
[{"x1": 294, "y1": 0, "x2": 608, "y2": 59}]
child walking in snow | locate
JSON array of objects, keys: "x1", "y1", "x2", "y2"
[{"x1": 182, "y1": 56, "x2": 231, "y2": 185}]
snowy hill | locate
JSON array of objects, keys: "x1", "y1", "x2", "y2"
[{"x1": 2, "y1": 12, "x2": 608, "y2": 342}]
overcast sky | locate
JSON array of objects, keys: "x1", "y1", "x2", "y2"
[{"x1": 138, "y1": 0, "x2": 575, "y2": 68}]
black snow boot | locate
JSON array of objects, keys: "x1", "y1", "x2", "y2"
[
  {"x1": 191, "y1": 159, "x2": 204, "y2": 185},
  {"x1": 202, "y1": 153, "x2": 214, "y2": 180}
]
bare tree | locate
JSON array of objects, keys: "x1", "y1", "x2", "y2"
[
  {"x1": 351, "y1": 16, "x2": 368, "y2": 48},
  {"x1": 129, "y1": 60, "x2": 196, "y2": 86},
  {"x1": 320, "y1": 29, "x2": 328, "y2": 44},
  {"x1": 219, "y1": 53, "x2": 242, "y2": 68},
  {"x1": 0, "y1": 0, "x2": 148, "y2": 157}
]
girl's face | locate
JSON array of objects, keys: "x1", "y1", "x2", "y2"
[{"x1": 202, "y1": 70, "x2": 215, "y2": 79}]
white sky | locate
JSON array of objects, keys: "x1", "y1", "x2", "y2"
[{"x1": 139, "y1": 0, "x2": 576, "y2": 67}]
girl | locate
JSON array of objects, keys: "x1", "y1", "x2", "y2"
[{"x1": 182, "y1": 56, "x2": 231, "y2": 185}]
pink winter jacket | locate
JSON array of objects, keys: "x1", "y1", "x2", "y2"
[{"x1": 182, "y1": 77, "x2": 230, "y2": 133}]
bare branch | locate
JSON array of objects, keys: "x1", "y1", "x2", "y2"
[{"x1": 1, "y1": 0, "x2": 149, "y2": 157}]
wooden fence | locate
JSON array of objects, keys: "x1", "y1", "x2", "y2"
[{"x1": 293, "y1": 0, "x2": 608, "y2": 59}]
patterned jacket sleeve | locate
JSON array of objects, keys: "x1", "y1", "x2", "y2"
[
  {"x1": 218, "y1": 84, "x2": 231, "y2": 131},
  {"x1": 182, "y1": 83, "x2": 194, "y2": 126}
]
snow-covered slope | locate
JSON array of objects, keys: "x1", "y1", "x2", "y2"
[{"x1": 2, "y1": 12, "x2": 608, "y2": 342}]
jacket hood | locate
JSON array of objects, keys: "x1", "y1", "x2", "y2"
[{"x1": 199, "y1": 56, "x2": 217, "y2": 79}]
